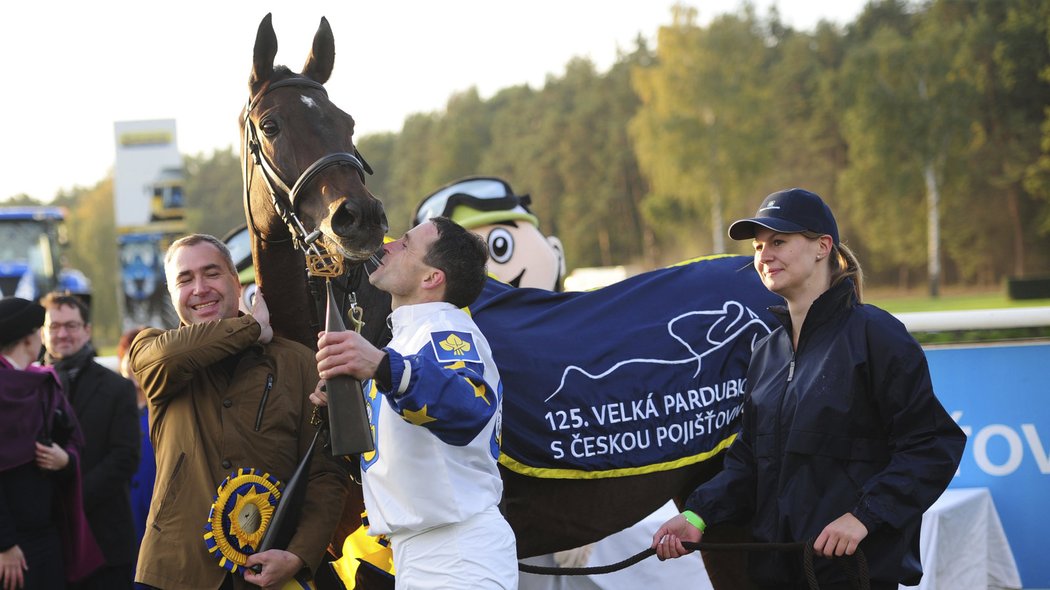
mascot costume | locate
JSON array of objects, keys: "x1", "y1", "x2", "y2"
[{"x1": 414, "y1": 176, "x2": 565, "y2": 291}]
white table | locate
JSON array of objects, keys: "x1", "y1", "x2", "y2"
[{"x1": 901, "y1": 488, "x2": 1021, "y2": 590}]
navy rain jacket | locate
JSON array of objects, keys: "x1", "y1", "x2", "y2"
[{"x1": 685, "y1": 279, "x2": 965, "y2": 586}]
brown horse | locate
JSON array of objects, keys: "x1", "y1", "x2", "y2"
[{"x1": 240, "y1": 14, "x2": 763, "y2": 589}]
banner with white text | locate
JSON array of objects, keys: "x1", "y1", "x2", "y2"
[{"x1": 471, "y1": 254, "x2": 780, "y2": 478}]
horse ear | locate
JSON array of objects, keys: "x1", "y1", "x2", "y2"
[
  {"x1": 251, "y1": 13, "x2": 278, "y2": 95},
  {"x1": 302, "y1": 16, "x2": 335, "y2": 85}
]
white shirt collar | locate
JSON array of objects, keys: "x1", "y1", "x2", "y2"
[{"x1": 388, "y1": 301, "x2": 457, "y2": 332}]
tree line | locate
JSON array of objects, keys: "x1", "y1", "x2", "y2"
[
  {"x1": 5, "y1": 0, "x2": 1050, "y2": 345},
  {"x1": 361, "y1": 0, "x2": 1050, "y2": 293}
]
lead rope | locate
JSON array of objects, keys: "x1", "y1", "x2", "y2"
[{"x1": 518, "y1": 539, "x2": 870, "y2": 590}]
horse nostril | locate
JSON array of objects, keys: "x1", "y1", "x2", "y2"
[
  {"x1": 330, "y1": 196, "x2": 387, "y2": 237},
  {"x1": 330, "y1": 201, "x2": 358, "y2": 237}
]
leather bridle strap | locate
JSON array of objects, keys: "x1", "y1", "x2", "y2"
[{"x1": 289, "y1": 152, "x2": 368, "y2": 205}]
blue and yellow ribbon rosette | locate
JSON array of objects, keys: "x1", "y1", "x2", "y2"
[{"x1": 204, "y1": 467, "x2": 283, "y2": 575}]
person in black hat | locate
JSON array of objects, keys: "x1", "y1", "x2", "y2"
[
  {"x1": 1, "y1": 298, "x2": 99, "y2": 589},
  {"x1": 0, "y1": 296, "x2": 45, "y2": 357},
  {"x1": 652, "y1": 189, "x2": 966, "y2": 590}
]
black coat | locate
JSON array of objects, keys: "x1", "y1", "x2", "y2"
[
  {"x1": 685, "y1": 280, "x2": 966, "y2": 586},
  {"x1": 67, "y1": 360, "x2": 141, "y2": 567}
]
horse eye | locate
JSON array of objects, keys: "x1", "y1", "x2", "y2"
[
  {"x1": 487, "y1": 228, "x2": 514, "y2": 264},
  {"x1": 260, "y1": 119, "x2": 280, "y2": 137}
]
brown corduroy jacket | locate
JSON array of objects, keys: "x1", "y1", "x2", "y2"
[{"x1": 129, "y1": 315, "x2": 349, "y2": 590}]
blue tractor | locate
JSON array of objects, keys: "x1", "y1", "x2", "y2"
[{"x1": 0, "y1": 206, "x2": 91, "y2": 301}]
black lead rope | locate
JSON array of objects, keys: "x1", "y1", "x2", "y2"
[{"x1": 518, "y1": 539, "x2": 870, "y2": 590}]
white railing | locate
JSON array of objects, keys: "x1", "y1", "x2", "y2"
[{"x1": 894, "y1": 306, "x2": 1050, "y2": 332}]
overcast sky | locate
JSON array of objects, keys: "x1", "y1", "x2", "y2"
[{"x1": 0, "y1": 0, "x2": 865, "y2": 202}]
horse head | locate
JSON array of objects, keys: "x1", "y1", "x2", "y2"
[
  {"x1": 242, "y1": 13, "x2": 387, "y2": 265},
  {"x1": 241, "y1": 14, "x2": 389, "y2": 348}
]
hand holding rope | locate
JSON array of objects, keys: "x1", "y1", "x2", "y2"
[{"x1": 517, "y1": 538, "x2": 870, "y2": 590}]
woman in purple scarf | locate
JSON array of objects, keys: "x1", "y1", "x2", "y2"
[{"x1": 1, "y1": 297, "x2": 101, "y2": 589}]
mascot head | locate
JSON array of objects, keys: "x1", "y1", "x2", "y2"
[{"x1": 414, "y1": 176, "x2": 565, "y2": 291}]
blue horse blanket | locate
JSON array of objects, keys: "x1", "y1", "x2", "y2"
[{"x1": 469, "y1": 254, "x2": 780, "y2": 479}]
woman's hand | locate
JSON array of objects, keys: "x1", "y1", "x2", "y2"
[
  {"x1": 651, "y1": 513, "x2": 702, "y2": 560},
  {"x1": 35, "y1": 441, "x2": 69, "y2": 472},
  {"x1": 0, "y1": 544, "x2": 26, "y2": 590},
  {"x1": 814, "y1": 512, "x2": 868, "y2": 557}
]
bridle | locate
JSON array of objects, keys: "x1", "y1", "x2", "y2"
[{"x1": 242, "y1": 76, "x2": 373, "y2": 277}]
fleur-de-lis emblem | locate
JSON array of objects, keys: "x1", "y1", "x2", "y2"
[{"x1": 439, "y1": 334, "x2": 472, "y2": 356}]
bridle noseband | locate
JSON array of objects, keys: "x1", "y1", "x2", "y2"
[{"x1": 242, "y1": 77, "x2": 373, "y2": 277}]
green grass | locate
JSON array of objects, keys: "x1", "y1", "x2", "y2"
[{"x1": 867, "y1": 291, "x2": 1050, "y2": 314}]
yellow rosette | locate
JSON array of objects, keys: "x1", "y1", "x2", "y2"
[{"x1": 203, "y1": 468, "x2": 283, "y2": 575}]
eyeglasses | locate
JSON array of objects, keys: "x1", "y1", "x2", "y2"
[
  {"x1": 413, "y1": 177, "x2": 531, "y2": 226},
  {"x1": 46, "y1": 321, "x2": 84, "y2": 333}
]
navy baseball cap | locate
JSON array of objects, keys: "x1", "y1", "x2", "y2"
[{"x1": 728, "y1": 188, "x2": 839, "y2": 245}]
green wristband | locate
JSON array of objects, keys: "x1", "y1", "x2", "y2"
[{"x1": 682, "y1": 510, "x2": 707, "y2": 532}]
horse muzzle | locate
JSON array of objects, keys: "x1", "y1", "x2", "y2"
[{"x1": 326, "y1": 195, "x2": 388, "y2": 261}]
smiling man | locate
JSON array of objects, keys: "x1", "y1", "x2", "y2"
[{"x1": 127, "y1": 234, "x2": 348, "y2": 590}]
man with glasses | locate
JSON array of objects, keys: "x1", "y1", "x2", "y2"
[{"x1": 41, "y1": 292, "x2": 140, "y2": 590}]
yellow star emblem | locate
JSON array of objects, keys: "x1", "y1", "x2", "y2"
[
  {"x1": 439, "y1": 333, "x2": 472, "y2": 356},
  {"x1": 443, "y1": 361, "x2": 489, "y2": 406},
  {"x1": 470, "y1": 379, "x2": 490, "y2": 406},
  {"x1": 230, "y1": 487, "x2": 274, "y2": 549},
  {"x1": 402, "y1": 405, "x2": 437, "y2": 426}
]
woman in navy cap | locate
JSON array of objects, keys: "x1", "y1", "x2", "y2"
[
  {"x1": 651, "y1": 189, "x2": 966, "y2": 589},
  {"x1": 1, "y1": 297, "x2": 99, "y2": 589}
]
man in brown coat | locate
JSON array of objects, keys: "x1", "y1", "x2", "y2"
[{"x1": 129, "y1": 234, "x2": 348, "y2": 590}]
